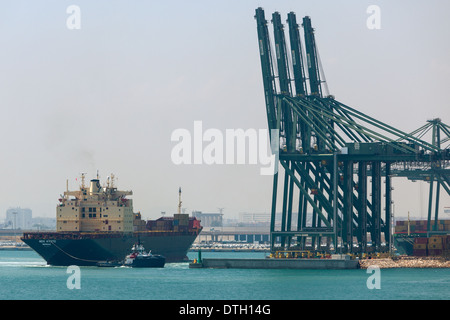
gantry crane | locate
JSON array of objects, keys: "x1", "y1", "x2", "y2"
[{"x1": 254, "y1": 7, "x2": 450, "y2": 254}]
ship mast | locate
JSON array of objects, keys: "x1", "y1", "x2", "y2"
[
  {"x1": 80, "y1": 173, "x2": 86, "y2": 189},
  {"x1": 110, "y1": 173, "x2": 115, "y2": 189},
  {"x1": 178, "y1": 187, "x2": 182, "y2": 214}
]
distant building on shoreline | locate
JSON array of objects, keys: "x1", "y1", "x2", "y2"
[
  {"x1": 192, "y1": 211, "x2": 223, "y2": 227},
  {"x1": 5, "y1": 207, "x2": 32, "y2": 229},
  {"x1": 238, "y1": 212, "x2": 270, "y2": 225},
  {"x1": 2, "y1": 208, "x2": 56, "y2": 230}
]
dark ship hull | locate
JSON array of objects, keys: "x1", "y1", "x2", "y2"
[
  {"x1": 127, "y1": 255, "x2": 165, "y2": 268},
  {"x1": 394, "y1": 235, "x2": 416, "y2": 255},
  {"x1": 22, "y1": 231, "x2": 198, "y2": 266}
]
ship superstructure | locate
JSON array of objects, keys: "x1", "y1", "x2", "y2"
[{"x1": 57, "y1": 174, "x2": 136, "y2": 233}]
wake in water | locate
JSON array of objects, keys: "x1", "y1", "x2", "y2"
[
  {"x1": 0, "y1": 261, "x2": 48, "y2": 267},
  {"x1": 164, "y1": 262, "x2": 189, "y2": 269}
]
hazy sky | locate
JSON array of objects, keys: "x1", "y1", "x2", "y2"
[{"x1": 0, "y1": 0, "x2": 449, "y2": 221}]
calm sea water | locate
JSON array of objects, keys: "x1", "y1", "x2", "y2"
[{"x1": 0, "y1": 250, "x2": 449, "y2": 300}]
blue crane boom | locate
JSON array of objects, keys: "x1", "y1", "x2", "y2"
[
  {"x1": 302, "y1": 16, "x2": 322, "y2": 97},
  {"x1": 254, "y1": 7, "x2": 278, "y2": 134},
  {"x1": 272, "y1": 11, "x2": 295, "y2": 152},
  {"x1": 287, "y1": 12, "x2": 307, "y2": 97}
]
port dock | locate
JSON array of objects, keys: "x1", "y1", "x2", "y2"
[{"x1": 190, "y1": 255, "x2": 359, "y2": 269}]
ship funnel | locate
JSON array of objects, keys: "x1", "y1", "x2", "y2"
[{"x1": 90, "y1": 179, "x2": 101, "y2": 194}]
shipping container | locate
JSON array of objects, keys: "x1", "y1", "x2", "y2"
[
  {"x1": 429, "y1": 236, "x2": 443, "y2": 244},
  {"x1": 428, "y1": 249, "x2": 443, "y2": 256},
  {"x1": 413, "y1": 249, "x2": 427, "y2": 257},
  {"x1": 395, "y1": 226, "x2": 408, "y2": 232},
  {"x1": 428, "y1": 243, "x2": 443, "y2": 250},
  {"x1": 414, "y1": 237, "x2": 428, "y2": 244},
  {"x1": 190, "y1": 218, "x2": 201, "y2": 229}
]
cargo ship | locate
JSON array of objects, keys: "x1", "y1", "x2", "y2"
[
  {"x1": 394, "y1": 218, "x2": 450, "y2": 257},
  {"x1": 21, "y1": 175, "x2": 202, "y2": 266}
]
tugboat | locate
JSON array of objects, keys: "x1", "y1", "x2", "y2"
[{"x1": 123, "y1": 243, "x2": 166, "y2": 268}]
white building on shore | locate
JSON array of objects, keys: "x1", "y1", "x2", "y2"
[{"x1": 5, "y1": 207, "x2": 32, "y2": 229}]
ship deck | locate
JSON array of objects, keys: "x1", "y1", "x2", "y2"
[{"x1": 22, "y1": 230, "x2": 200, "y2": 240}]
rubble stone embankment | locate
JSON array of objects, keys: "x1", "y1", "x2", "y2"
[{"x1": 359, "y1": 256, "x2": 450, "y2": 269}]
